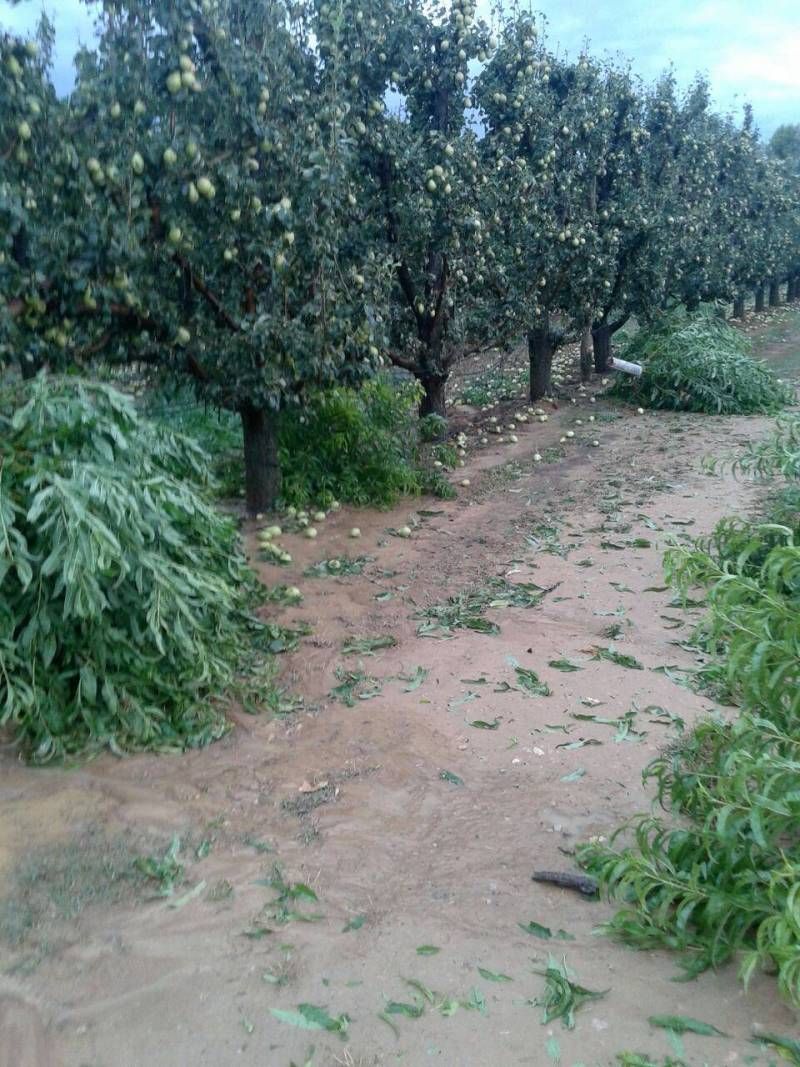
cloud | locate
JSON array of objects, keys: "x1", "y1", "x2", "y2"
[{"x1": 478, "y1": 0, "x2": 799, "y2": 134}]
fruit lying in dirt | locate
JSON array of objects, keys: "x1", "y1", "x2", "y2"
[{"x1": 350, "y1": 527, "x2": 361, "y2": 538}]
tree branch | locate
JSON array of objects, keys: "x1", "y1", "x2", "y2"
[
  {"x1": 377, "y1": 151, "x2": 419, "y2": 317},
  {"x1": 172, "y1": 252, "x2": 241, "y2": 332},
  {"x1": 386, "y1": 349, "x2": 421, "y2": 374}
]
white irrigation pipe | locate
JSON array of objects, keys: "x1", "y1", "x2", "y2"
[{"x1": 610, "y1": 356, "x2": 643, "y2": 377}]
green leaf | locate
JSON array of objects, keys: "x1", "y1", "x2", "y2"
[
  {"x1": 560, "y1": 767, "x2": 586, "y2": 782},
  {"x1": 545, "y1": 1036, "x2": 562, "y2": 1064},
  {"x1": 79, "y1": 663, "x2": 97, "y2": 705},
  {"x1": 463, "y1": 986, "x2": 487, "y2": 1014},
  {"x1": 548, "y1": 659, "x2": 582, "y2": 672},
  {"x1": 416, "y1": 945, "x2": 440, "y2": 956},
  {"x1": 399, "y1": 666, "x2": 429, "y2": 691},
  {"x1": 513, "y1": 665, "x2": 552, "y2": 697},
  {"x1": 648, "y1": 1015, "x2": 727, "y2": 1037},
  {"x1": 591, "y1": 646, "x2": 644, "y2": 670},
  {"x1": 519, "y1": 921, "x2": 575, "y2": 941},
  {"x1": 438, "y1": 997, "x2": 460, "y2": 1017},
  {"x1": 404, "y1": 978, "x2": 435, "y2": 1003},
  {"x1": 477, "y1": 967, "x2": 513, "y2": 982},
  {"x1": 533, "y1": 956, "x2": 608, "y2": 1028},
  {"x1": 385, "y1": 1001, "x2": 424, "y2": 1019},
  {"x1": 752, "y1": 1031, "x2": 800, "y2": 1064},
  {"x1": 341, "y1": 635, "x2": 397, "y2": 656},
  {"x1": 439, "y1": 770, "x2": 464, "y2": 785},
  {"x1": 271, "y1": 1004, "x2": 349, "y2": 1037},
  {"x1": 342, "y1": 914, "x2": 365, "y2": 932}
]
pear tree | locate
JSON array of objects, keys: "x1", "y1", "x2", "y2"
[{"x1": 3, "y1": 0, "x2": 388, "y2": 514}]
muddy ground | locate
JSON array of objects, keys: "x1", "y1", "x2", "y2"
[{"x1": 2, "y1": 308, "x2": 799, "y2": 1067}]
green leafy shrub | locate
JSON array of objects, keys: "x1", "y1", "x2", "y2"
[
  {"x1": 0, "y1": 377, "x2": 271, "y2": 762},
  {"x1": 734, "y1": 414, "x2": 800, "y2": 480},
  {"x1": 146, "y1": 377, "x2": 446, "y2": 509},
  {"x1": 579, "y1": 415, "x2": 800, "y2": 1007},
  {"x1": 611, "y1": 306, "x2": 793, "y2": 413},
  {"x1": 278, "y1": 378, "x2": 424, "y2": 508}
]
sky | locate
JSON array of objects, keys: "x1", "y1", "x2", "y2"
[{"x1": 1, "y1": 0, "x2": 798, "y2": 138}]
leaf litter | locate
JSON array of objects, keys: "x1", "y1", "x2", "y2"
[
  {"x1": 341, "y1": 635, "x2": 397, "y2": 656},
  {"x1": 270, "y1": 1003, "x2": 349, "y2": 1038},
  {"x1": 415, "y1": 578, "x2": 557, "y2": 638},
  {"x1": 519, "y1": 921, "x2": 575, "y2": 941},
  {"x1": 531, "y1": 955, "x2": 608, "y2": 1029}
]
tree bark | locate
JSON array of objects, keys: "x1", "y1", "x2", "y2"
[
  {"x1": 579, "y1": 324, "x2": 593, "y2": 383},
  {"x1": 768, "y1": 280, "x2": 781, "y2": 307},
  {"x1": 592, "y1": 323, "x2": 612, "y2": 374},
  {"x1": 240, "y1": 405, "x2": 280, "y2": 514},
  {"x1": 528, "y1": 314, "x2": 554, "y2": 402},
  {"x1": 790, "y1": 277, "x2": 799, "y2": 301},
  {"x1": 419, "y1": 374, "x2": 447, "y2": 422},
  {"x1": 754, "y1": 285, "x2": 766, "y2": 312},
  {"x1": 732, "y1": 294, "x2": 745, "y2": 319}
]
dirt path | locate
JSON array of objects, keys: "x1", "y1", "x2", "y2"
[{"x1": 2, "y1": 309, "x2": 799, "y2": 1067}]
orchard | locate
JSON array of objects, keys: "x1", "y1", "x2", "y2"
[
  {"x1": 4, "y1": 0, "x2": 800, "y2": 1054},
  {"x1": 3, "y1": 1, "x2": 799, "y2": 504}
]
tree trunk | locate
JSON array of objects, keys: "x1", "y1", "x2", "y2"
[
  {"x1": 592, "y1": 323, "x2": 612, "y2": 374},
  {"x1": 790, "y1": 277, "x2": 799, "y2": 301},
  {"x1": 754, "y1": 285, "x2": 766, "y2": 312},
  {"x1": 240, "y1": 405, "x2": 280, "y2": 515},
  {"x1": 419, "y1": 374, "x2": 447, "y2": 421},
  {"x1": 19, "y1": 354, "x2": 39, "y2": 381},
  {"x1": 528, "y1": 315, "x2": 554, "y2": 402},
  {"x1": 579, "y1": 324, "x2": 593, "y2": 383},
  {"x1": 768, "y1": 280, "x2": 781, "y2": 307},
  {"x1": 732, "y1": 294, "x2": 745, "y2": 319}
]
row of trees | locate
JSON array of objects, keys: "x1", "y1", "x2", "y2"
[{"x1": 2, "y1": 0, "x2": 799, "y2": 511}]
